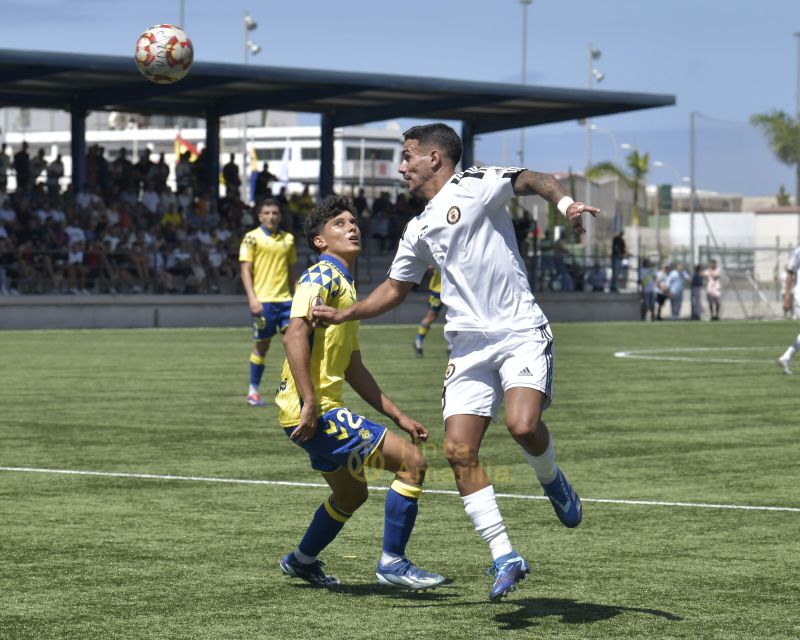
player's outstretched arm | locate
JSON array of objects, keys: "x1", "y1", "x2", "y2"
[
  {"x1": 283, "y1": 317, "x2": 318, "y2": 443},
  {"x1": 513, "y1": 169, "x2": 600, "y2": 235},
  {"x1": 313, "y1": 278, "x2": 415, "y2": 325},
  {"x1": 344, "y1": 350, "x2": 428, "y2": 445}
]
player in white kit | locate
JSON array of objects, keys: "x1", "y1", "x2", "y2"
[
  {"x1": 777, "y1": 246, "x2": 800, "y2": 374},
  {"x1": 313, "y1": 123, "x2": 599, "y2": 601}
]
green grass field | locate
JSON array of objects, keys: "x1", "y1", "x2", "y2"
[{"x1": 1, "y1": 321, "x2": 799, "y2": 639}]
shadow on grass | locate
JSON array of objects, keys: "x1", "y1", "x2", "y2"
[
  {"x1": 493, "y1": 597, "x2": 683, "y2": 630},
  {"x1": 290, "y1": 581, "x2": 460, "y2": 601}
]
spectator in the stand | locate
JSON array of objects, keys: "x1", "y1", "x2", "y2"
[
  {"x1": 0, "y1": 143, "x2": 12, "y2": 193},
  {"x1": 141, "y1": 181, "x2": 160, "y2": 216},
  {"x1": 585, "y1": 263, "x2": 607, "y2": 292},
  {"x1": 148, "y1": 152, "x2": 170, "y2": 188},
  {"x1": 174, "y1": 150, "x2": 193, "y2": 195},
  {"x1": 13, "y1": 142, "x2": 31, "y2": 193},
  {"x1": 46, "y1": 154, "x2": 64, "y2": 195},
  {"x1": 128, "y1": 239, "x2": 151, "y2": 292},
  {"x1": 192, "y1": 148, "x2": 208, "y2": 195},
  {"x1": 639, "y1": 258, "x2": 657, "y2": 321},
  {"x1": 134, "y1": 149, "x2": 153, "y2": 194},
  {"x1": 667, "y1": 262, "x2": 690, "y2": 320},
  {"x1": 166, "y1": 240, "x2": 193, "y2": 290},
  {"x1": 222, "y1": 153, "x2": 241, "y2": 198},
  {"x1": 96, "y1": 146, "x2": 111, "y2": 193},
  {"x1": 706, "y1": 258, "x2": 722, "y2": 320},
  {"x1": 0, "y1": 236, "x2": 20, "y2": 294},
  {"x1": 655, "y1": 264, "x2": 670, "y2": 320},
  {"x1": 66, "y1": 240, "x2": 89, "y2": 294},
  {"x1": 690, "y1": 264, "x2": 704, "y2": 320},
  {"x1": 610, "y1": 231, "x2": 626, "y2": 291},
  {"x1": 111, "y1": 148, "x2": 135, "y2": 192},
  {"x1": 253, "y1": 162, "x2": 278, "y2": 202},
  {"x1": 30, "y1": 149, "x2": 47, "y2": 189}
]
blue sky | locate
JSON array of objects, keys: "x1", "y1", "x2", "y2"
[{"x1": 3, "y1": 0, "x2": 799, "y2": 196}]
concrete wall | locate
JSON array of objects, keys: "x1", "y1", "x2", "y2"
[{"x1": 0, "y1": 291, "x2": 641, "y2": 330}]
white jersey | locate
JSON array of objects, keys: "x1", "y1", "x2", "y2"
[
  {"x1": 788, "y1": 247, "x2": 800, "y2": 302},
  {"x1": 389, "y1": 166, "x2": 547, "y2": 333}
]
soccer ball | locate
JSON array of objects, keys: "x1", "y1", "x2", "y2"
[{"x1": 134, "y1": 24, "x2": 194, "y2": 84}]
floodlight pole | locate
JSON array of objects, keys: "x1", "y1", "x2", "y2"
[{"x1": 179, "y1": 0, "x2": 185, "y2": 28}]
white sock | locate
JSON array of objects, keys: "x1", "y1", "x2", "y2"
[
  {"x1": 293, "y1": 548, "x2": 316, "y2": 565},
  {"x1": 521, "y1": 438, "x2": 558, "y2": 485},
  {"x1": 462, "y1": 485, "x2": 513, "y2": 561},
  {"x1": 782, "y1": 334, "x2": 800, "y2": 361},
  {"x1": 249, "y1": 384, "x2": 258, "y2": 395}
]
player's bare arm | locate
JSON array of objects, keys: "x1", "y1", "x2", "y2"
[
  {"x1": 313, "y1": 278, "x2": 416, "y2": 325},
  {"x1": 345, "y1": 350, "x2": 428, "y2": 445},
  {"x1": 512, "y1": 169, "x2": 600, "y2": 234},
  {"x1": 283, "y1": 316, "x2": 318, "y2": 442},
  {"x1": 240, "y1": 261, "x2": 263, "y2": 315}
]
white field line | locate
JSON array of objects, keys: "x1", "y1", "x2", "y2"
[
  {"x1": 614, "y1": 346, "x2": 782, "y2": 364},
  {"x1": 1, "y1": 466, "x2": 798, "y2": 514}
]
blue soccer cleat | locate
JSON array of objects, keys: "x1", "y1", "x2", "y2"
[
  {"x1": 279, "y1": 552, "x2": 340, "y2": 587},
  {"x1": 376, "y1": 557, "x2": 447, "y2": 590},
  {"x1": 541, "y1": 468, "x2": 583, "y2": 528},
  {"x1": 487, "y1": 551, "x2": 529, "y2": 602}
]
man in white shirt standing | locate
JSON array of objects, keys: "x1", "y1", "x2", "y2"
[
  {"x1": 313, "y1": 123, "x2": 598, "y2": 601},
  {"x1": 777, "y1": 246, "x2": 800, "y2": 374}
]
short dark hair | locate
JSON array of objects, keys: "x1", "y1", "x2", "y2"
[
  {"x1": 304, "y1": 195, "x2": 356, "y2": 253},
  {"x1": 257, "y1": 198, "x2": 281, "y2": 210},
  {"x1": 402, "y1": 123, "x2": 462, "y2": 166}
]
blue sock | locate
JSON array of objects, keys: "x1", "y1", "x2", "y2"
[
  {"x1": 249, "y1": 353, "x2": 265, "y2": 388},
  {"x1": 383, "y1": 481, "x2": 422, "y2": 558},
  {"x1": 298, "y1": 496, "x2": 351, "y2": 558}
]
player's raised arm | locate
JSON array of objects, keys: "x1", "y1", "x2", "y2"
[
  {"x1": 512, "y1": 169, "x2": 600, "y2": 235},
  {"x1": 313, "y1": 277, "x2": 415, "y2": 325},
  {"x1": 344, "y1": 350, "x2": 428, "y2": 445}
]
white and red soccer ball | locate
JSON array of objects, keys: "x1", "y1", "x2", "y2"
[{"x1": 135, "y1": 24, "x2": 194, "y2": 84}]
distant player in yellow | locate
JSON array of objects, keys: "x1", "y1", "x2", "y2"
[
  {"x1": 276, "y1": 195, "x2": 446, "y2": 589},
  {"x1": 413, "y1": 268, "x2": 445, "y2": 357},
  {"x1": 239, "y1": 198, "x2": 297, "y2": 406}
]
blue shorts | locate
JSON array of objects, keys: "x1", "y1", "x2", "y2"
[
  {"x1": 252, "y1": 301, "x2": 292, "y2": 340},
  {"x1": 284, "y1": 408, "x2": 387, "y2": 473}
]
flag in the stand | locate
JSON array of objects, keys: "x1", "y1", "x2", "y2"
[{"x1": 174, "y1": 134, "x2": 199, "y2": 162}]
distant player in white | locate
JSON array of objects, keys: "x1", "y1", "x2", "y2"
[
  {"x1": 777, "y1": 246, "x2": 800, "y2": 374},
  {"x1": 313, "y1": 123, "x2": 599, "y2": 601}
]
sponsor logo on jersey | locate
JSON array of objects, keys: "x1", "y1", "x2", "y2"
[{"x1": 446, "y1": 206, "x2": 461, "y2": 225}]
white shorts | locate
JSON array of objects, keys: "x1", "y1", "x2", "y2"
[{"x1": 441, "y1": 325, "x2": 554, "y2": 421}]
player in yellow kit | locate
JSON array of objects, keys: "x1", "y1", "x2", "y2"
[
  {"x1": 413, "y1": 268, "x2": 445, "y2": 357},
  {"x1": 239, "y1": 199, "x2": 297, "y2": 406},
  {"x1": 275, "y1": 195, "x2": 446, "y2": 589}
]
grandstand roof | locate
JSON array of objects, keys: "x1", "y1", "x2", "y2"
[{"x1": 0, "y1": 49, "x2": 675, "y2": 134}]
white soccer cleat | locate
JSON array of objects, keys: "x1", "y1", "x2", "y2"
[{"x1": 777, "y1": 357, "x2": 793, "y2": 375}]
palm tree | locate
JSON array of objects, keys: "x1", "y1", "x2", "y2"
[
  {"x1": 750, "y1": 110, "x2": 800, "y2": 205},
  {"x1": 587, "y1": 149, "x2": 650, "y2": 226}
]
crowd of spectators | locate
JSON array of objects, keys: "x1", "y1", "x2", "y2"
[{"x1": 0, "y1": 143, "x2": 427, "y2": 296}]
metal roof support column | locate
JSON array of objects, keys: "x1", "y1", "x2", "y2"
[
  {"x1": 69, "y1": 99, "x2": 87, "y2": 194},
  {"x1": 460, "y1": 121, "x2": 475, "y2": 170},
  {"x1": 319, "y1": 113, "x2": 334, "y2": 198},
  {"x1": 204, "y1": 104, "x2": 221, "y2": 201}
]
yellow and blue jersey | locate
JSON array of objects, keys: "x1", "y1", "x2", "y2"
[
  {"x1": 427, "y1": 269, "x2": 442, "y2": 310},
  {"x1": 276, "y1": 254, "x2": 360, "y2": 427},
  {"x1": 238, "y1": 226, "x2": 296, "y2": 302}
]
